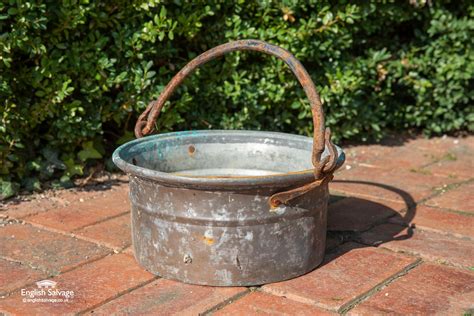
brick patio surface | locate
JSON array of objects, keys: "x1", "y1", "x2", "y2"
[{"x1": 1, "y1": 135, "x2": 473, "y2": 315}]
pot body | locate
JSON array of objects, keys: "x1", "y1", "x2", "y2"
[
  {"x1": 113, "y1": 130, "x2": 344, "y2": 286},
  {"x1": 129, "y1": 175, "x2": 329, "y2": 286}
]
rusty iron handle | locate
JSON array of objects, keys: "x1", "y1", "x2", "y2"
[
  {"x1": 269, "y1": 174, "x2": 334, "y2": 208},
  {"x1": 135, "y1": 39, "x2": 336, "y2": 179}
]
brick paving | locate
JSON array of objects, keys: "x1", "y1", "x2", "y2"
[{"x1": 1, "y1": 135, "x2": 473, "y2": 315}]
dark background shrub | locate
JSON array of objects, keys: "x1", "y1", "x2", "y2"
[{"x1": 1, "y1": 1, "x2": 473, "y2": 198}]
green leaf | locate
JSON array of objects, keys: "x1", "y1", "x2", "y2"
[
  {"x1": 0, "y1": 180, "x2": 19, "y2": 200},
  {"x1": 78, "y1": 141, "x2": 103, "y2": 161},
  {"x1": 160, "y1": 6, "x2": 167, "y2": 18},
  {"x1": 59, "y1": 175, "x2": 73, "y2": 188},
  {"x1": 78, "y1": 148, "x2": 102, "y2": 161},
  {"x1": 291, "y1": 101, "x2": 301, "y2": 109},
  {"x1": 64, "y1": 158, "x2": 84, "y2": 177},
  {"x1": 42, "y1": 148, "x2": 66, "y2": 170},
  {"x1": 23, "y1": 177, "x2": 41, "y2": 191},
  {"x1": 322, "y1": 12, "x2": 333, "y2": 25}
]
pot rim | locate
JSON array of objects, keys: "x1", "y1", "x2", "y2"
[{"x1": 113, "y1": 130, "x2": 345, "y2": 189}]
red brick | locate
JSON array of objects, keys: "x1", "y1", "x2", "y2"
[
  {"x1": 3, "y1": 186, "x2": 115, "y2": 219},
  {"x1": 262, "y1": 243, "x2": 418, "y2": 312},
  {"x1": 329, "y1": 180, "x2": 403, "y2": 206},
  {"x1": 342, "y1": 144, "x2": 394, "y2": 168},
  {"x1": 359, "y1": 223, "x2": 474, "y2": 269},
  {"x1": 350, "y1": 263, "x2": 474, "y2": 315},
  {"x1": 4, "y1": 197, "x2": 62, "y2": 219},
  {"x1": 425, "y1": 182, "x2": 474, "y2": 213},
  {"x1": 0, "y1": 253, "x2": 154, "y2": 315},
  {"x1": 74, "y1": 213, "x2": 131, "y2": 250},
  {"x1": 425, "y1": 157, "x2": 473, "y2": 180},
  {"x1": 342, "y1": 135, "x2": 473, "y2": 168},
  {"x1": 389, "y1": 205, "x2": 474, "y2": 239},
  {"x1": 406, "y1": 135, "x2": 473, "y2": 153},
  {"x1": 0, "y1": 259, "x2": 46, "y2": 296},
  {"x1": 216, "y1": 292, "x2": 335, "y2": 315},
  {"x1": 375, "y1": 141, "x2": 470, "y2": 179},
  {"x1": 331, "y1": 166, "x2": 457, "y2": 204},
  {"x1": 90, "y1": 278, "x2": 246, "y2": 315},
  {"x1": 0, "y1": 223, "x2": 110, "y2": 274},
  {"x1": 345, "y1": 144, "x2": 443, "y2": 171},
  {"x1": 424, "y1": 141, "x2": 473, "y2": 180},
  {"x1": 25, "y1": 188, "x2": 129, "y2": 232},
  {"x1": 340, "y1": 136, "x2": 472, "y2": 172},
  {"x1": 328, "y1": 196, "x2": 406, "y2": 232}
]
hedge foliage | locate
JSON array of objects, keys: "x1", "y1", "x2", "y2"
[{"x1": 1, "y1": 1, "x2": 473, "y2": 198}]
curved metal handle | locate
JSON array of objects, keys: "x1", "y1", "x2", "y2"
[{"x1": 135, "y1": 39, "x2": 336, "y2": 178}]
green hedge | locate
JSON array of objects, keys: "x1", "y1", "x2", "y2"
[{"x1": 1, "y1": 1, "x2": 473, "y2": 198}]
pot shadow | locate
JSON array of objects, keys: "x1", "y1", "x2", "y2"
[{"x1": 320, "y1": 180, "x2": 417, "y2": 267}]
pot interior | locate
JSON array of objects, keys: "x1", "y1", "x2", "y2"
[{"x1": 114, "y1": 130, "x2": 344, "y2": 178}]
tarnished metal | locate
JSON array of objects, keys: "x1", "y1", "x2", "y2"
[{"x1": 113, "y1": 40, "x2": 345, "y2": 286}]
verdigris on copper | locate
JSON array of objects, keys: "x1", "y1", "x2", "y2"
[{"x1": 113, "y1": 40, "x2": 345, "y2": 286}]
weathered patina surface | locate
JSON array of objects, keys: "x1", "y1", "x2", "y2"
[{"x1": 114, "y1": 130, "x2": 344, "y2": 286}]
